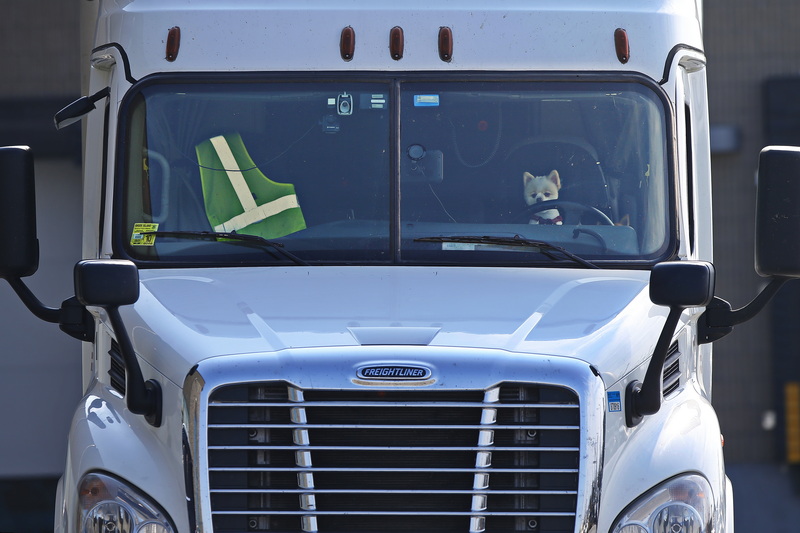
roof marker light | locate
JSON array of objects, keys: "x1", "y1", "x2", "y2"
[
  {"x1": 340, "y1": 26, "x2": 355, "y2": 61},
  {"x1": 438, "y1": 27, "x2": 453, "y2": 62},
  {"x1": 614, "y1": 28, "x2": 630, "y2": 64},
  {"x1": 166, "y1": 26, "x2": 181, "y2": 62},
  {"x1": 390, "y1": 26, "x2": 404, "y2": 60}
]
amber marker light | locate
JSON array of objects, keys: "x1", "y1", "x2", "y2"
[
  {"x1": 166, "y1": 26, "x2": 181, "y2": 62},
  {"x1": 390, "y1": 26, "x2": 404, "y2": 60},
  {"x1": 438, "y1": 26, "x2": 453, "y2": 62},
  {"x1": 614, "y1": 28, "x2": 630, "y2": 64},
  {"x1": 340, "y1": 26, "x2": 355, "y2": 61}
]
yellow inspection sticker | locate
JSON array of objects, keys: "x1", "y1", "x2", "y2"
[{"x1": 130, "y1": 223, "x2": 159, "y2": 246}]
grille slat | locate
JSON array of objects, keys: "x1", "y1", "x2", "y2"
[
  {"x1": 210, "y1": 446, "x2": 579, "y2": 451},
  {"x1": 209, "y1": 424, "x2": 579, "y2": 430},
  {"x1": 210, "y1": 467, "x2": 580, "y2": 473},
  {"x1": 210, "y1": 511, "x2": 577, "y2": 516},
  {"x1": 207, "y1": 382, "x2": 580, "y2": 533},
  {"x1": 211, "y1": 402, "x2": 579, "y2": 408},
  {"x1": 211, "y1": 489, "x2": 578, "y2": 495},
  {"x1": 662, "y1": 342, "x2": 681, "y2": 397},
  {"x1": 108, "y1": 340, "x2": 126, "y2": 395}
]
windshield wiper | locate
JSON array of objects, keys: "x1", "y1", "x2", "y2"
[
  {"x1": 142, "y1": 230, "x2": 308, "y2": 266},
  {"x1": 414, "y1": 234, "x2": 599, "y2": 269}
]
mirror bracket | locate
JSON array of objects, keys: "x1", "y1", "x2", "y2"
[
  {"x1": 6, "y1": 277, "x2": 94, "y2": 342},
  {"x1": 698, "y1": 277, "x2": 791, "y2": 345},
  {"x1": 58, "y1": 296, "x2": 96, "y2": 342}
]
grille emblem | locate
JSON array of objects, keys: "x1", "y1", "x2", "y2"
[{"x1": 357, "y1": 364, "x2": 432, "y2": 380}]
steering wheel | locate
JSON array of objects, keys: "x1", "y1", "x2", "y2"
[{"x1": 519, "y1": 200, "x2": 614, "y2": 226}]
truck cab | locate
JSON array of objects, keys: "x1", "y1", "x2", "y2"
[{"x1": 3, "y1": 1, "x2": 800, "y2": 532}]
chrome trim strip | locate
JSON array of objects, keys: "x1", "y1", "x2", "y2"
[
  {"x1": 470, "y1": 387, "x2": 499, "y2": 532},
  {"x1": 289, "y1": 387, "x2": 319, "y2": 533},
  {"x1": 182, "y1": 368, "x2": 206, "y2": 533}
]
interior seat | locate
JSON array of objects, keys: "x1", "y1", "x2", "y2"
[{"x1": 492, "y1": 135, "x2": 615, "y2": 223}]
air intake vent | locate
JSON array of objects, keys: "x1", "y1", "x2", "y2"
[
  {"x1": 108, "y1": 340, "x2": 126, "y2": 395},
  {"x1": 662, "y1": 342, "x2": 680, "y2": 397},
  {"x1": 206, "y1": 383, "x2": 581, "y2": 532}
]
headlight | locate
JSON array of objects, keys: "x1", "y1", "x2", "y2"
[
  {"x1": 77, "y1": 473, "x2": 175, "y2": 533},
  {"x1": 612, "y1": 474, "x2": 714, "y2": 533}
]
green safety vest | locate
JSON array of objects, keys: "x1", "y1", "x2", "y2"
[{"x1": 196, "y1": 132, "x2": 306, "y2": 239}]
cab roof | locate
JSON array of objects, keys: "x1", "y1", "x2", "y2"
[{"x1": 94, "y1": 0, "x2": 703, "y2": 83}]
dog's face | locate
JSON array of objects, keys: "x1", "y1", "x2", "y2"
[{"x1": 523, "y1": 170, "x2": 561, "y2": 206}]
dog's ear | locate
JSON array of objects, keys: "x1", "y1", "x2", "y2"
[
  {"x1": 523, "y1": 171, "x2": 534, "y2": 184},
  {"x1": 548, "y1": 170, "x2": 561, "y2": 189}
]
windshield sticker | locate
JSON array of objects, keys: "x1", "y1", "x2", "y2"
[
  {"x1": 414, "y1": 94, "x2": 440, "y2": 107},
  {"x1": 131, "y1": 222, "x2": 159, "y2": 246},
  {"x1": 362, "y1": 93, "x2": 387, "y2": 109},
  {"x1": 440, "y1": 242, "x2": 533, "y2": 253},
  {"x1": 607, "y1": 391, "x2": 622, "y2": 413},
  {"x1": 336, "y1": 93, "x2": 353, "y2": 115}
]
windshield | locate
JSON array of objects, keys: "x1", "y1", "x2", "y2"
[{"x1": 119, "y1": 76, "x2": 671, "y2": 266}]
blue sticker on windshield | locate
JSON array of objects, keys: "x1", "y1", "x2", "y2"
[
  {"x1": 414, "y1": 94, "x2": 440, "y2": 107},
  {"x1": 607, "y1": 391, "x2": 622, "y2": 412}
]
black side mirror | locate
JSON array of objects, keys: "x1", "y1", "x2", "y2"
[
  {"x1": 699, "y1": 149, "x2": 800, "y2": 344},
  {"x1": 74, "y1": 259, "x2": 140, "y2": 308},
  {"x1": 0, "y1": 146, "x2": 39, "y2": 279},
  {"x1": 650, "y1": 260, "x2": 716, "y2": 308},
  {"x1": 756, "y1": 146, "x2": 800, "y2": 278}
]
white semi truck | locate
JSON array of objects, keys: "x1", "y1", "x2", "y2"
[{"x1": 1, "y1": 1, "x2": 799, "y2": 532}]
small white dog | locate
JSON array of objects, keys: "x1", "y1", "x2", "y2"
[{"x1": 523, "y1": 170, "x2": 562, "y2": 224}]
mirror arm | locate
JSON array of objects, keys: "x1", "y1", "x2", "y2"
[
  {"x1": 626, "y1": 306, "x2": 683, "y2": 427},
  {"x1": 6, "y1": 277, "x2": 95, "y2": 342},
  {"x1": 106, "y1": 305, "x2": 162, "y2": 427},
  {"x1": 7, "y1": 277, "x2": 60, "y2": 323},
  {"x1": 699, "y1": 277, "x2": 791, "y2": 344}
]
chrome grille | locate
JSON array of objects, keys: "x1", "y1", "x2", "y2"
[{"x1": 206, "y1": 383, "x2": 580, "y2": 532}]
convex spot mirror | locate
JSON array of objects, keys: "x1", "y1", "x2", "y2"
[
  {"x1": 74, "y1": 259, "x2": 139, "y2": 308},
  {"x1": 54, "y1": 87, "x2": 110, "y2": 130},
  {"x1": 650, "y1": 261, "x2": 715, "y2": 309},
  {"x1": 756, "y1": 146, "x2": 800, "y2": 278}
]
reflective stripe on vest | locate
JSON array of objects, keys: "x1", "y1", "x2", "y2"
[{"x1": 196, "y1": 133, "x2": 306, "y2": 239}]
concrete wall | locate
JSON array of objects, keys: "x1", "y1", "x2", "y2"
[
  {"x1": 705, "y1": 0, "x2": 800, "y2": 462},
  {"x1": 0, "y1": 2, "x2": 82, "y2": 477},
  {"x1": 0, "y1": 160, "x2": 82, "y2": 477}
]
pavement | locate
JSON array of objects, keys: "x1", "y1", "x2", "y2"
[
  {"x1": 727, "y1": 463, "x2": 800, "y2": 532},
  {"x1": 0, "y1": 477, "x2": 55, "y2": 533}
]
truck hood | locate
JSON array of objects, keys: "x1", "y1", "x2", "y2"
[{"x1": 127, "y1": 267, "x2": 667, "y2": 386}]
